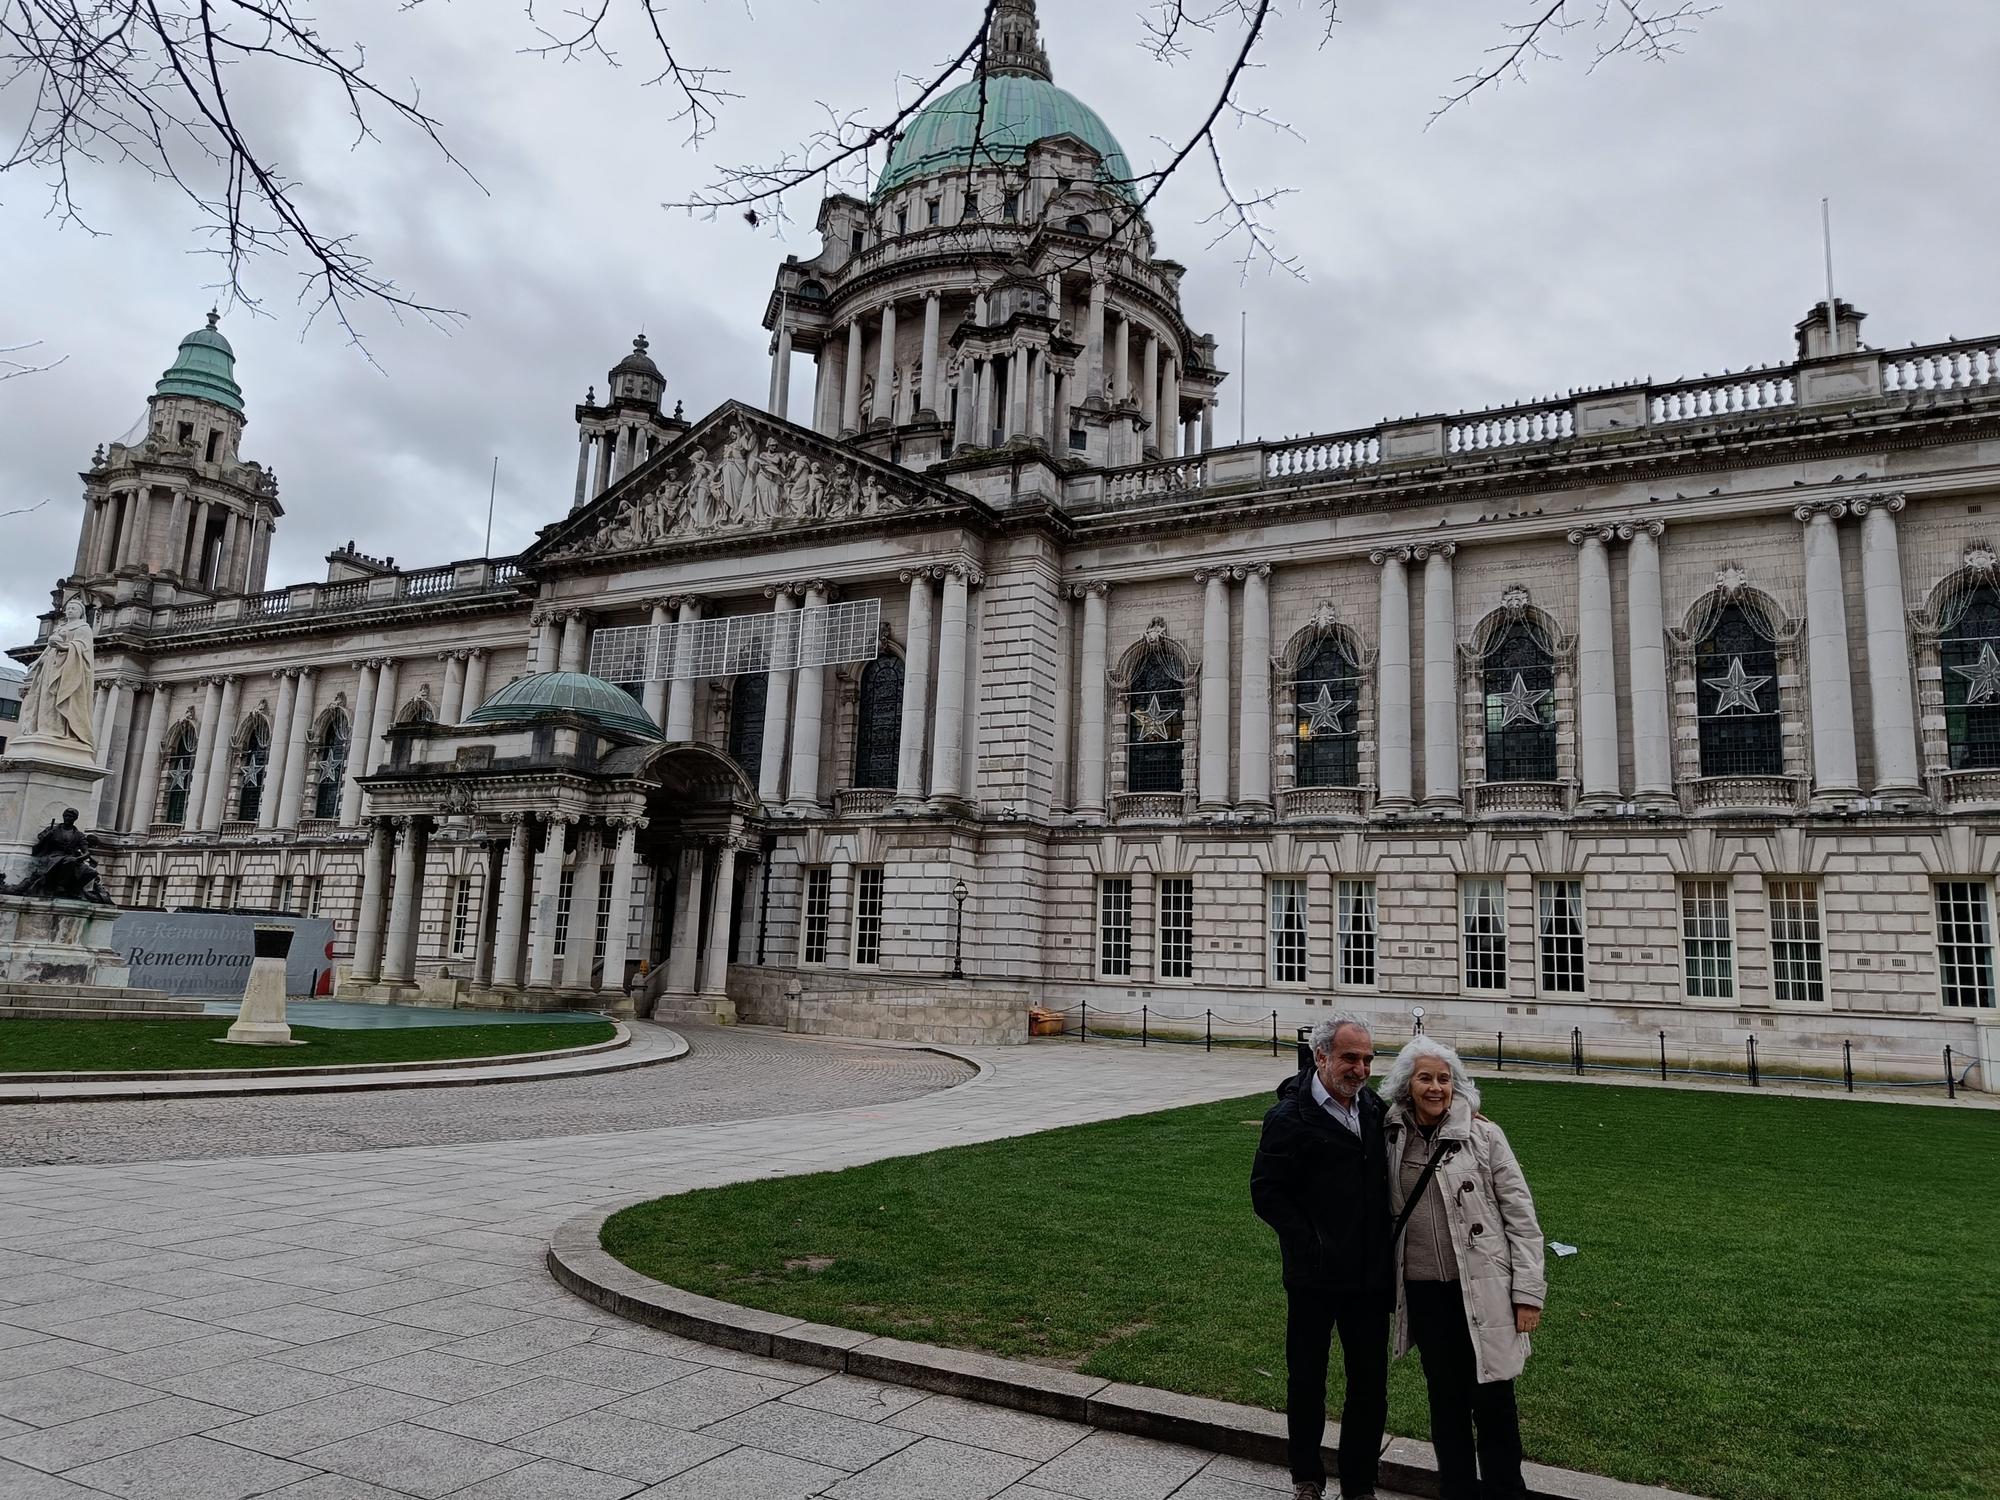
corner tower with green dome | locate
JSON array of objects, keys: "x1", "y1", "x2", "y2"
[{"x1": 759, "y1": 0, "x2": 1224, "y2": 477}]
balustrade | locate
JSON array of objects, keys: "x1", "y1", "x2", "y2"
[
  {"x1": 1651, "y1": 371, "x2": 1795, "y2": 423},
  {"x1": 1100, "y1": 457, "x2": 1206, "y2": 504},
  {"x1": 1468, "y1": 781, "x2": 1570, "y2": 817},
  {"x1": 1882, "y1": 341, "x2": 2000, "y2": 394},
  {"x1": 1275, "y1": 786, "x2": 1365, "y2": 821},
  {"x1": 1682, "y1": 775, "x2": 1808, "y2": 816},
  {"x1": 1112, "y1": 790, "x2": 1189, "y2": 823},
  {"x1": 833, "y1": 787, "x2": 893, "y2": 818},
  {"x1": 1935, "y1": 770, "x2": 2000, "y2": 809},
  {"x1": 1266, "y1": 432, "x2": 1379, "y2": 478},
  {"x1": 1448, "y1": 405, "x2": 1574, "y2": 453}
]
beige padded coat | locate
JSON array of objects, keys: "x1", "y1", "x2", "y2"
[{"x1": 1385, "y1": 1095, "x2": 1547, "y2": 1384}]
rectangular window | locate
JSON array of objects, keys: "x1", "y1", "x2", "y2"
[
  {"x1": 1536, "y1": 879, "x2": 1585, "y2": 994},
  {"x1": 1681, "y1": 880, "x2": 1735, "y2": 999},
  {"x1": 275, "y1": 875, "x2": 294, "y2": 915},
  {"x1": 1768, "y1": 880, "x2": 1826, "y2": 1004},
  {"x1": 1098, "y1": 877, "x2": 1133, "y2": 978},
  {"x1": 451, "y1": 877, "x2": 472, "y2": 955},
  {"x1": 926, "y1": 198, "x2": 940, "y2": 225},
  {"x1": 595, "y1": 865, "x2": 614, "y2": 963},
  {"x1": 552, "y1": 869, "x2": 575, "y2": 960},
  {"x1": 1158, "y1": 877, "x2": 1193, "y2": 980},
  {"x1": 0, "y1": 698, "x2": 18, "y2": 721},
  {"x1": 850, "y1": 228, "x2": 864, "y2": 254},
  {"x1": 895, "y1": 208, "x2": 908, "y2": 235},
  {"x1": 1269, "y1": 878, "x2": 1308, "y2": 986},
  {"x1": 803, "y1": 867, "x2": 832, "y2": 965},
  {"x1": 1002, "y1": 191, "x2": 1020, "y2": 221},
  {"x1": 1337, "y1": 880, "x2": 1377, "y2": 989},
  {"x1": 1936, "y1": 881, "x2": 1997, "y2": 1008},
  {"x1": 854, "y1": 867, "x2": 885, "y2": 966},
  {"x1": 306, "y1": 876, "x2": 322, "y2": 919},
  {"x1": 1462, "y1": 878, "x2": 1507, "y2": 992}
]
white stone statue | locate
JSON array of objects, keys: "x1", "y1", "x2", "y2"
[{"x1": 19, "y1": 595, "x2": 95, "y2": 753}]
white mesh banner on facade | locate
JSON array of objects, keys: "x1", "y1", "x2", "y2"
[{"x1": 588, "y1": 598, "x2": 880, "y2": 683}]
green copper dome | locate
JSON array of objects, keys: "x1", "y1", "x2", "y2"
[
  {"x1": 464, "y1": 672, "x2": 662, "y2": 741},
  {"x1": 154, "y1": 311, "x2": 244, "y2": 414},
  {"x1": 877, "y1": 75, "x2": 1134, "y2": 203}
]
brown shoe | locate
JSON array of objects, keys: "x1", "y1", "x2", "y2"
[{"x1": 1291, "y1": 1484, "x2": 1324, "y2": 1500}]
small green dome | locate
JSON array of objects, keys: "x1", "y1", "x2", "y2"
[
  {"x1": 154, "y1": 311, "x2": 244, "y2": 414},
  {"x1": 464, "y1": 672, "x2": 662, "y2": 741},
  {"x1": 877, "y1": 75, "x2": 1134, "y2": 203}
]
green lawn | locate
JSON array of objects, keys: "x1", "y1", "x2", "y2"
[
  {"x1": 0, "y1": 1018, "x2": 617, "y2": 1071},
  {"x1": 602, "y1": 1080, "x2": 2000, "y2": 1500}
]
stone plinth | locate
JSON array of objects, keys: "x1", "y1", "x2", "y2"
[
  {"x1": 0, "y1": 738, "x2": 107, "y2": 886},
  {"x1": 0, "y1": 892, "x2": 130, "y2": 989},
  {"x1": 223, "y1": 924, "x2": 301, "y2": 1046}
]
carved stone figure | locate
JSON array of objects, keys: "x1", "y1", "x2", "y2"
[
  {"x1": 15, "y1": 808, "x2": 113, "y2": 904},
  {"x1": 802, "y1": 462, "x2": 830, "y2": 519},
  {"x1": 19, "y1": 595, "x2": 95, "y2": 751},
  {"x1": 719, "y1": 428, "x2": 752, "y2": 519},
  {"x1": 684, "y1": 450, "x2": 719, "y2": 530},
  {"x1": 750, "y1": 437, "x2": 784, "y2": 523}
]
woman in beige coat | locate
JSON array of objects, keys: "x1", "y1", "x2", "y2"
[{"x1": 1382, "y1": 1038, "x2": 1545, "y2": 1500}]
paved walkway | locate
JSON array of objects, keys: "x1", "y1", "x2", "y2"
[{"x1": 0, "y1": 1025, "x2": 1362, "y2": 1499}]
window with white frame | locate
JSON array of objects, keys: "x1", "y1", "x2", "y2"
[
  {"x1": 803, "y1": 867, "x2": 833, "y2": 965},
  {"x1": 306, "y1": 876, "x2": 322, "y2": 919},
  {"x1": 552, "y1": 868, "x2": 575, "y2": 959},
  {"x1": 1768, "y1": 880, "x2": 1826, "y2": 1004},
  {"x1": 1269, "y1": 878, "x2": 1308, "y2": 986},
  {"x1": 594, "y1": 866, "x2": 614, "y2": 963},
  {"x1": 1536, "y1": 879, "x2": 1585, "y2": 994},
  {"x1": 1461, "y1": 879, "x2": 1508, "y2": 991},
  {"x1": 1935, "y1": 881, "x2": 1997, "y2": 1008},
  {"x1": 1681, "y1": 880, "x2": 1735, "y2": 999},
  {"x1": 1098, "y1": 877, "x2": 1133, "y2": 978},
  {"x1": 1158, "y1": 877, "x2": 1194, "y2": 980},
  {"x1": 854, "y1": 867, "x2": 885, "y2": 966},
  {"x1": 275, "y1": 875, "x2": 294, "y2": 915},
  {"x1": 1338, "y1": 880, "x2": 1377, "y2": 989},
  {"x1": 451, "y1": 877, "x2": 473, "y2": 956}
]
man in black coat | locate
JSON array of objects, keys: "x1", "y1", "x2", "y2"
[{"x1": 1251, "y1": 1014, "x2": 1391, "y2": 1500}]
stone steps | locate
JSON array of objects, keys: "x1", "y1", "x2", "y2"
[{"x1": 0, "y1": 984, "x2": 201, "y2": 1020}]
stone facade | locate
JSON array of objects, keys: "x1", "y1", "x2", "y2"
[{"x1": 19, "y1": 4, "x2": 2000, "y2": 1077}]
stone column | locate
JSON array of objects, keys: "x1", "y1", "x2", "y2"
[
  {"x1": 490, "y1": 814, "x2": 532, "y2": 989},
  {"x1": 786, "y1": 581, "x2": 832, "y2": 812},
  {"x1": 573, "y1": 431, "x2": 593, "y2": 508},
  {"x1": 247, "y1": 516, "x2": 271, "y2": 593},
  {"x1": 1075, "y1": 581, "x2": 1111, "y2": 817},
  {"x1": 525, "y1": 811, "x2": 572, "y2": 990},
  {"x1": 758, "y1": 588, "x2": 798, "y2": 805},
  {"x1": 642, "y1": 601, "x2": 672, "y2": 726},
  {"x1": 460, "y1": 650, "x2": 488, "y2": 722},
  {"x1": 1623, "y1": 521, "x2": 1673, "y2": 803},
  {"x1": 351, "y1": 819, "x2": 391, "y2": 983},
  {"x1": 929, "y1": 566, "x2": 973, "y2": 808},
  {"x1": 895, "y1": 568, "x2": 937, "y2": 808},
  {"x1": 768, "y1": 319, "x2": 794, "y2": 419},
  {"x1": 558, "y1": 611, "x2": 587, "y2": 674},
  {"x1": 131, "y1": 686, "x2": 168, "y2": 832},
  {"x1": 1571, "y1": 526, "x2": 1621, "y2": 805},
  {"x1": 975, "y1": 357, "x2": 995, "y2": 446},
  {"x1": 1112, "y1": 315, "x2": 1130, "y2": 402},
  {"x1": 531, "y1": 610, "x2": 558, "y2": 674},
  {"x1": 340, "y1": 661, "x2": 378, "y2": 828},
  {"x1": 163, "y1": 489, "x2": 189, "y2": 577},
  {"x1": 71, "y1": 497, "x2": 96, "y2": 577},
  {"x1": 919, "y1": 293, "x2": 942, "y2": 417},
  {"x1": 955, "y1": 356, "x2": 978, "y2": 448},
  {"x1": 184, "y1": 677, "x2": 222, "y2": 826},
  {"x1": 216, "y1": 510, "x2": 241, "y2": 591},
  {"x1": 1238, "y1": 562, "x2": 1273, "y2": 813},
  {"x1": 562, "y1": 824, "x2": 604, "y2": 991},
  {"x1": 1201, "y1": 402, "x2": 1215, "y2": 452},
  {"x1": 600, "y1": 817, "x2": 644, "y2": 1003},
  {"x1": 94, "y1": 677, "x2": 135, "y2": 830},
  {"x1": 841, "y1": 321, "x2": 864, "y2": 434},
  {"x1": 199, "y1": 674, "x2": 240, "y2": 831},
  {"x1": 664, "y1": 597, "x2": 702, "y2": 740},
  {"x1": 1196, "y1": 567, "x2": 1233, "y2": 810},
  {"x1": 592, "y1": 428, "x2": 613, "y2": 497},
  {"x1": 440, "y1": 653, "x2": 467, "y2": 724},
  {"x1": 366, "y1": 658, "x2": 399, "y2": 782},
  {"x1": 1854, "y1": 495, "x2": 1921, "y2": 793},
  {"x1": 665, "y1": 846, "x2": 703, "y2": 994},
  {"x1": 1797, "y1": 502, "x2": 1860, "y2": 799},
  {"x1": 1161, "y1": 356, "x2": 1180, "y2": 459},
  {"x1": 700, "y1": 841, "x2": 739, "y2": 998},
  {"x1": 874, "y1": 302, "x2": 898, "y2": 425},
  {"x1": 1141, "y1": 332, "x2": 1159, "y2": 438},
  {"x1": 277, "y1": 668, "x2": 315, "y2": 831},
  {"x1": 1372, "y1": 549, "x2": 1413, "y2": 808},
  {"x1": 1086, "y1": 278, "x2": 1107, "y2": 399},
  {"x1": 382, "y1": 817, "x2": 422, "y2": 983},
  {"x1": 1420, "y1": 544, "x2": 1459, "y2": 807},
  {"x1": 1006, "y1": 350, "x2": 1028, "y2": 439},
  {"x1": 260, "y1": 670, "x2": 298, "y2": 831}
]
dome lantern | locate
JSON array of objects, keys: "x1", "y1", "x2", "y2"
[{"x1": 153, "y1": 309, "x2": 245, "y2": 414}]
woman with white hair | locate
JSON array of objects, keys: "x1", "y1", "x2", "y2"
[{"x1": 1381, "y1": 1038, "x2": 1545, "y2": 1500}]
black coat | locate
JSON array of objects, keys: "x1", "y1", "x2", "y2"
[{"x1": 1249, "y1": 1067, "x2": 1393, "y2": 1295}]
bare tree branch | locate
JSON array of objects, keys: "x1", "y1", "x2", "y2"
[
  {"x1": 1430, "y1": 0, "x2": 1715, "y2": 127},
  {"x1": 0, "y1": 340, "x2": 70, "y2": 381}
]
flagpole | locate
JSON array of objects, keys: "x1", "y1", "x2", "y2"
[
  {"x1": 1239, "y1": 309, "x2": 1247, "y2": 444},
  {"x1": 1821, "y1": 198, "x2": 1837, "y2": 347},
  {"x1": 483, "y1": 456, "x2": 498, "y2": 559}
]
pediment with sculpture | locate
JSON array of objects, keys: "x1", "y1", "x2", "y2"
[{"x1": 539, "y1": 405, "x2": 965, "y2": 563}]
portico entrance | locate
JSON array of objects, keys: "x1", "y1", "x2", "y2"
[{"x1": 633, "y1": 744, "x2": 759, "y2": 1024}]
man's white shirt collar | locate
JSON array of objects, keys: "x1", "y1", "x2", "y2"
[{"x1": 1310, "y1": 1072, "x2": 1362, "y2": 1135}]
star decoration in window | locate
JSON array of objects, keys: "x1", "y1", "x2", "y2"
[
  {"x1": 238, "y1": 759, "x2": 266, "y2": 788},
  {"x1": 310, "y1": 753, "x2": 346, "y2": 784},
  {"x1": 1704, "y1": 655, "x2": 1771, "y2": 715},
  {"x1": 1496, "y1": 673, "x2": 1550, "y2": 728},
  {"x1": 1301, "y1": 685, "x2": 1352, "y2": 738},
  {"x1": 1130, "y1": 694, "x2": 1182, "y2": 742},
  {"x1": 1952, "y1": 642, "x2": 2000, "y2": 704},
  {"x1": 165, "y1": 764, "x2": 191, "y2": 792}
]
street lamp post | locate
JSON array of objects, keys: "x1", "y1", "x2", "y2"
[{"x1": 950, "y1": 877, "x2": 969, "y2": 979}]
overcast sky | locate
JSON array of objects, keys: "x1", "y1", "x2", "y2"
[{"x1": 4, "y1": 1, "x2": 1996, "y2": 648}]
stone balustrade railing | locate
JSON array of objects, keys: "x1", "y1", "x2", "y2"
[
  {"x1": 1468, "y1": 780, "x2": 1571, "y2": 818},
  {"x1": 146, "y1": 557, "x2": 524, "y2": 636},
  {"x1": 1934, "y1": 769, "x2": 2000, "y2": 808},
  {"x1": 832, "y1": 787, "x2": 893, "y2": 818},
  {"x1": 1276, "y1": 786, "x2": 1366, "y2": 821},
  {"x1": 1683, "y1": 775, "x2": 1807, "y2": 816}
]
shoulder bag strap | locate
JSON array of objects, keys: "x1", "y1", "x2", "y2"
[{"x1": 1390, "y1": 1139, "x2": 1459, "y2": 1245}]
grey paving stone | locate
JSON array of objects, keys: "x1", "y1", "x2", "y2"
[
  {"x1": 0, "y1": 1456, "x2": 113, "y2": 1498},
  {"x1": 0, "y1": 1415, "x2": 26, "y2": 1438},
  {"x1": 156, "y1": 1284, "x2": 307, "y2": 1321},
  {"x1": 376, "y1": 1295, "x2": 532, "y2": 1337},
  {"x1": 703, "y1": 1399, "x2": 918, "y2": 1472},
  {"x1": 1, "y1": 1273, "x2": 113, "y2": 1305},
  {"x1": 434, "y1": 1317, "x2": 600, "y2": 1366},
  {"x1": 65, "y1": 1433, "x2": 316, "y2": 1499},
  {"x1": 264, "y1": 1476, "x2": 421, "y2": 1499},
  {"x1": 262, "y1": 1326, "x2": 450, "y2": 1375},
  {"x1": 993, "y1": 1488, "x2": 1079, "y2": 1500},
  {"x1": 507, "y1": 1342, "x2": 699, "y2": 1394},
  {"x1": 1188, "y1": 1453, "x2": 1294, "y2": 1492},
  {"x1": 79, "y1": 1332, "x2": 295, "y2": 1385},
  {"x1": 31, "y1": 1308, "x2": 215, "y2": 1354},
  {"x1": 509, "y1": 1410, "x2": 732, "y2": 1484},
  {"x1": 158, "y1": 1357, "x2": 355, "y2": 1416},
  {"x1": 206, "y1": 1384, "x2": 443, "y2": 1458},
  {"x1": 0, "y1": 1396, "x2": 240, "y2": 1474},
  {"x1": 307, "y1": 1280, "x2": 461, "y2": 1317},
  {"x1": 633, "y1": 1445, "x2": 847, "y2": 1500},
  {"x1": 407, "y1": 1375, "x2": 617, "y2": 1442},
  {"x1": 1022, "y1": 1431, "x2": 1210, "y2": 1500},
  {"x1": 341, "y1": 1349, "x2": 540, "y2": 1402},
  {"x1": 780, "y1": 1373, "x2": 928, "y2": 1423},
  {"x1": 449, "y1": 1456, "x2": 644, "y2": 1499},
  {"x1": 300, "y1": 1420, "x2": 531, "y2": 1498},
  {"x1": 0, "y1": 1323, "x2": 50, "y2": 1352},
  {"x1": 604, "y1": 1367, "x2": 797, "y2": 1431},
  {"x1": 200, "y1": 1305, "x2": 381, "y2": 1344},
  {"x1": 1165, "y1": 1471, "x2": 1293, "y2": 1499},
  {"x1": 0, "y1": 1338, "x2": 115, "y2": 1379},
  {"x1": 0, "y1": 1367, "x2": 157, "y2": 1427},
  {"x1": 826, "y1": 1434, "x2": 1036, "y2": 1499},
  {"x1": 5, "y1": 1288, "x2": 166, "y2": 1333},
  {"x1": 886, "y1": 1393, "x2": 1093, "y2": 1463}
]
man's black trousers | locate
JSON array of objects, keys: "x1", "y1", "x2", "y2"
[
  {"x1": 1404, "y1": 1279, "x2": 1527, "y2": 1500},
  {"x1": 1284, "y1": 1285, "x2": 1389, "y2": 1494}
]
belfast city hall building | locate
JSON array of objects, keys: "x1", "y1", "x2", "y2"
[{"x1": 24, "y1": 1, "x2": 2000, "y2": 1076}]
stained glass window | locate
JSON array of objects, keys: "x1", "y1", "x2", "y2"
[
  {"x1": 727, "y1": 672, "x2": 766, "y2": 772},
  {"x1": 1942, "y1": 584, "x2": 2000, "y2": 770},
  {"x1": 312, "y1": 716, "x2": 348, "y2": 820},
  {"x1": 854, "y1": 655, "x2": 904, "y2": 789},
  {"x1": 1294, "y1": 637, "x2": 1360, "y2": 788},
  {"x1": 1124, "y1": 649, "x2": 1185, "y2": 793},
  {"x1": 1482, "y1": 621, "x2": 1556, "y2": 782},
  {"x1": 234, "y1": 721, "x2": 269, "y2": 823},
  {"x1": 1696, "y1": 603, "x2": 1782, "y2": 777},
  {"x1": 163, "y1": 725, "x2": 198, "y2": 825}
]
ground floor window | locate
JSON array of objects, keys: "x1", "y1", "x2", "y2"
[
  {"x1": 1935, "y1": 881, "x2": 1997, "y2": 1008},
  {"x1": 1767, "y1": 880, "x2": 1826, "y2": 1004},
  {"x1": 1337, "y1": 880, "x2": 1376, "y2": 989},
  {"x1": 854, "y1": 867, "x2": 885, "y2": 966},
  {"x1": 1098, "y1": 877, "x2": 1133, "y2": 978},
  {"x1": 594, "y1": 865, "x2": 614, "y2": 964},
  {"x1": 552, "y1": 868, "x2": 575, "y2": 960},
  {"x1": 803, "y1": 867, "x2": 832, "y2": 965},
  {"x1": 1269, "y1": 878, "x2": 1308, "y2": 986},
  {"x1": 1462, "y1": 878, "x2": 1507, "y2": 992},
  {"x1": 1158, "y1": 877, "x2": 1193, "y2": 980},
  {"x1": 1537, "y1": 879, "x2": 1585, "y2": 994},
  {"x1": 451, "y1": 877, "x2": 473, "y2": 955},
  {"x1": 1681, "y1": 880, "x2": 1735, "y2": 999}
]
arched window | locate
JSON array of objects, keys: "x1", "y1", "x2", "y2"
[
  {"x1": 1125, "y1": 649, "x2": 1186, "y2": 793},
  {"x1": 1482, "y1": 621, "x2": 1556, "y2": 782},
  {"x1": 400, "y1": 698, "x2": 434, "y2": 725},
  {"x1": 728, "y1": 672, "x2": 767, "y2": 771},
  {"x1": 1064, "y1": 216, "x2": 1091, "y2": 234},
  {"x1": 1696, "y1": 602, "x2": 1782, "y2": 777},
  {"x1": 311, "y1": 716, "x2": 349, "y2": 820},
  {"x1": 1943, "y1": 582, "x2": 2000, "y2": 769},
  {"x1": 162, "y1": 724, "x2": 199, "y2": 825},
  {"x1": 1293, "y1": 637, "x2": 1360, "y2": 788},
  {"x1": 854, "y1": 655, "x2": 904, "y2": 789},
  {"x1": 234, "y1": 721, "x2": 270, "y2": 823}
]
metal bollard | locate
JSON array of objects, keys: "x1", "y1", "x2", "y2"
[
  {"x1": 1142, "y1": 1006, "x2": 1149, "y2": 1048},
  {"x1": 1659, "y1": 1030, "x2": 1668, "y2": 1082},
  {"x1": 1496, "y1": 1031, "x2": 1504, "y2": 1071},
  {"x1": 1080, "y1": 998, "x2": 1088, "y2": 1044},
  {"x1": 1271, "y1": 1012, "x2": 1279, "y2": 1058},
  {"x1": 1843, "y1": 1039, "x2": 1854, "y2": 1093},
  {"x1": 1747, "y1": 1034, "x2": 1760, "y2": 1087},
  {"x1": 1570, "y1": 1027, "x2": 1584, "y2": 1076},
  {"x1": 1205, "y1": 1010, "x2": 1212, "y2": 1054},
  {"x1": 1945, "y1": 1045, "x2": 1957, "y2": 1101}
]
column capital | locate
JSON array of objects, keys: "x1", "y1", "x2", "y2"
[
  {"x1": 764, "y1": 582, "x2": 804, "y2": 600},
  {"x1": 1847, "y1": 492, "x2": 1908, "y2": 519},
  {"x1": 1231, "y1": 561, "x2": 1272, "y2": 581},
  {"x1": 109, "y1": 674, "x2": 141, "y2": 693},
  {"x1": 1410, "y1": 540, "x2": 1457, "y2": 563},
  {"x1": 206, "y1": 672, "x2": 235, "y2": 687},
  {"x1": 1368, "y1": 546, "x2": 1413, "y2": 567},
  {"x1": 464, "y1": 647, "x2": 485, "y2": 662},
  {"x1": 1566, "y1": 524, "x2": 1619, "y2": 547},
  {"x1": 539, "y1": 810, "x2": 577, "y2": 830},
  {"x1": 663, "y1": 592, "x2": 705, "y2": 611},
  {"x1": 529, "y1": 606, "x2": 559, "y2": 627},
  {"x1": 604, "y1": 814, "x2": 649, "y2": 836},
  {"x1": 1794, "y1": 499, "x2": 1848, "y2": 523},
  {"x1": 1068, "y1": 578, "x2": 1111, "y2": 600},
  {"x1": 1192, "y1": 566, "x2": 1231, "y2": 585},
  {"x1": 943, "y1": 562, "x2": 982, "y2": 588},
  {"x1": 497, "y1": 809, "x2": 531, "y2": 830},
  {"x1": 1615, "y1": 519, "x2": 1665, "y2": 542}
]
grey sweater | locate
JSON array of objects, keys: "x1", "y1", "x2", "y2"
[{"x1": 1398, "y1": 1125, "x2": 1460, "y2": 1283}]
